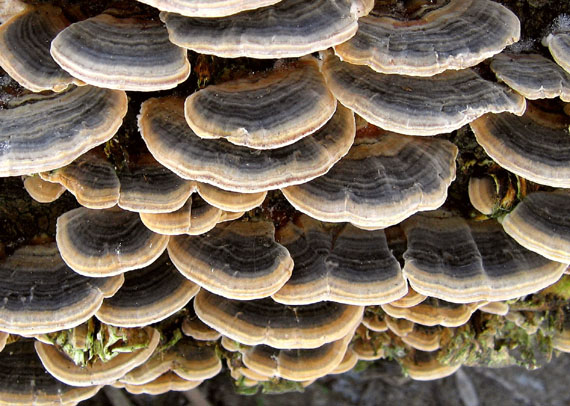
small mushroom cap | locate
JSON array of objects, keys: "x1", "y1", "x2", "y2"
[
  {"x1": 136, "y1": 0, "x2": 282, "y2": 17},
  {"x1": 51, "y1": 12, "x2": 190, "y2": 91},
  {"x1": 0, "y1": 340, "x2": 101, "y2": 405},
  {"x1": 402, "y1": 212, "x2": 567, "y2": 303},
  {"x1": 335, "y1": 0, "x2": 520, "y2": 76},
  {"x1": 35, "y1": 327, "x2": 160, "y2": 387},
  {"x1": 40, "y1": 150, "x2": 120, "y2": 209},
  {"x1": 196, "y1": 182, "x2": 266, "y2": 212},
  {"x1": 0, "y1": 5, "x2": 82, "y2": 92},
  {"x1": 182, "y1": 309, "x2": 221, "y2": 341},
  {"x1": 490, "y1": 53, "x2": 570, "y2": 101},
  {"x1": 382, "y1": 298, "x2": 482, "y2": 327},
  {"x1": 470, "y1": 103, "x2": 570, "y2": 188},
  {"x1": 362, "y1": 311, "x2": 388, "y2": 332},
  {"x1": 388, "y1": 286, "x2": 426, "y2": 308},
  {"x1": 479, "y1": 301, "x2": 509, "y2": 316},
  {"x1": 121, "y1": 337, "x2": 221, "y2": 384},
  {"x1": 23, "y1": 175, "x2": 65, "y2": 203},
  {"x1": 0, "y1": 332, "x2": 8, "y2": 353},
  {"x1": 282, "y1": 131, "x2": 457, "y2": 229},
  {"x1": 185, "y1": 58, "x2": 336, "y2": 149},
  {"x1": 194, "y1": 290, "x2": 364, "y2": 349},
  {"x1": 330, "y1": 348, "x2": 358, "y2": 374},
  {"x1": 96, "y1": 252, "x2": 199, "y2": 327},
  {"x1": 553, "y1": 307, "x2": 570, "y2": 352},
  {"x1": 400, "y1": 325, "x2": 444, "y2": 352},
  {"x1": 139, "y1": 96, "x2": 355, "y2": 193},
  {"x1": 272, "y1": 215, "x2": 406, "y2": 305},
  {"x1": 169, "y1": 221, "x2": 293, "y2": 300},
  {"x1": 402, "y1": 349, "x2": 461, "y2": 381},
  {"x1": 0, "y1": 85, "x2": 127, "y2": 177},
  {"x1": 352, "y1": 328, "x2": 385, "y2": 361},
  {"x1": 240, "y1": 331, "x2": 353, "y2": 381},
  {"x1": 384, "y1": 314, "x2": 414, "y2": 336},
  {"x1": 0, "y1": 244, "x2": 123, "y2": 335},
  {"x1": 468, "y1": 175, "x2": 499, "y2": 216},
  {"x1": 56, "y1": 207, "x2": 169, "y2": 277},
  {"x1": 502, "y1": 190, "x2": 570, "y2": 263},
  {"x1": 161, "y1": 0, "x2": 362, "y2": 59},
  {"x1": 118, "y1": 154, "x2": 195, "y2": 213},
  {"x1": 322, "y1": 54, "x2": 526, "y2": 136},
  {"x1": 122, "y1": 372, "x2": 201, "y2": 395},
  {"x1": 544, "y1": 32, "x2": 570, "y2": 74}
]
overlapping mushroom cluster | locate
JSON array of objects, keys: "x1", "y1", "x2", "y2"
[{"x1": 0, "y1": 0, "x2": 569, "y2": 403}]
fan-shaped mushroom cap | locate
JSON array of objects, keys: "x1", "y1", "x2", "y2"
[
  {"x1": 40, "y1": 150, "x2": 120, "y2": 209},
  {"x1": 330, "y1": 347, "x2": 358, "y2": 374},
  {"x1": 0, "y1": 0, "x2": 27, "y2": 23},
  {"x1": 0, "y1": 340, "x2": 101, "y2": 405},
  {"x1": 169, "y1": 221, "x2": 293, "y2": 300},
  {"x1": 196, "y1": 182, "x2": 265, "y2": 212},
  {"x1": 139, "y1": 96, "x2": 355, "y2": 193},
  {"x1": 479, "y1": 301, "x2": 509, "y2": 316},
  {"x1": 118, "y1": 155, "x2": 195, "y2": 213},
  {"x1": 400, "y1": 325, "x2": 445, "y2": 352},
  {"x1": 137, "y1": 0, "x2": 283, "y2": 17},
  {"x1": 335, "y1": 0, "x2": 519, "y2": 76},
  {"x1": 502, "y1": 190, "x2": 570, "y2": 264},
  {"x1": 185, "y1": 59, "x2": 336, "y2": 149},
  {"x1": 194, "y1": 290, "x2": 363, "y2": 349},
  {"x1": 271, "y1": 215, "x2": 406, "y2": 305},
  {"x1": 384, "y1": 314, "x2": 414, "y2": 336},
  {"x1": 161, "y1": 0, "x2": 367, "y2": 59},
  {"x1": 0, "y1": 244, "x2": 123, "y2": 335},
  {"x1": 362, "y1": 310, "x2": 388, "y2": 332},
  {"x1": 282, "y1": 131, "x2": 457, "y2": 228},
  {"x1": 402, "y1": 212, "x2": 567, "y2": 303},
  {"x1": 490, "y1": 53, "x2": 570, "y2": 101},
  {"x1": 35, "y1": 327, "x2": 160, "y2": 387},
  {"x1": 182, "y1": 308, "x2": 221, "y2": 341},
  {"x1": 402, "y1": 349, "x2": 461, "y2": 381},
  {"x1": 544, "y1": 32, "x2": 570, "y2": 74},
  {"x1": 553, "y1": 308, "x2": 570, "y2": 353},
  {"x1": 121, "y1": 337, "x2": 221, "y2": 384},
  {"x1": 96, "y1": 252, "x2": 199, "y2": 327},
  {"x1": 122, "y1": 372, "x2": 201, "y2": 395},
  {"x1": 382, "y1": 298, "x2": 482, "y2": 327},
  {"x1": 56, "y1": 207, "x2": 169, "y2": 277},
  {"x1": 240, "y1": 332, "x2": 353, "y2": 381},
  {"x1": 23, "y1": 175, "x2": 65, "y2": 203},
  {"x1": 322, "y1": 54, "x2": 526, "y2": 136},
  {"x1": 0, "y1": 85, "x2": 127, "y2": 177},
  {"x1": 352, "y1": 328, "x2": 385, "y2": 361},
  {"x1": 51, "y1": 11, "x2": 190, "y2": 91},
  {"x1": 468, "y1": 175, "x2": 499, "y2": 216},
  {"x1": 0, "y1": 5, "x2": 83, "y2": 92},
  {"x1": 389, "y1": 286, "x2": 426, "y2": 308},
  {"x1": 470, "y1": 103, "x2": 570, "y2": 188}
]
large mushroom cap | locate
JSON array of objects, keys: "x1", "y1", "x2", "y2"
[
  {"x1": 335, "y1": 0, "x2": 520, "y2": 76},
  {"x1": 471, "y1": 102, "x2": 570, "y2": 188},
  {"x1": 0, "y1": 243, "x2": 123, "y2": 335},
  {"x1": 490, "y1": 53, "x2": 570, "y2": 101},
  {"x1": 0, "y1": 5, "x2": 82, "y2": 92},
  {"x1": 282, "y1": 130, "x2": 457, "y2": 229},
  {"x1": 51, "y1": 11, "x2": 190, "y2": 91},
  {"x1": 96, "y1": 252, "x2": 199, "y2": 327},
  {"x1": 0, "y1": 340, "x2": 101, "y2": 405},
  {"x1": 322, "y1": 54, "x2": 526, "y2": 136},
  {"x1": 168, "y1": 221, "x2": 293, "y2": 300},
  {"x1": 23, "y1": 175, "x2": 65, "y2": 203},
  {"x1": 136, "y1": 0, "x2": 283, "y2": 17},
  {"x1": 272, "y1": 215, "x2": 406, "y2": 305},
  {"x1": 161, "y1": 0, "x2": 365, "y2": 59},
  {"x1": 501, "y1": 190, "x2": 570, "y2": 264},
  {"x1": 402, "y1": 212, "x2": 567, "y2": 303},
  {"x1": 185, "y1": 58, "x2": 336, "y2": 150},
  {"x1": 56, "y1": 207, "x2": 169, "y2": 277},
  {"x1": 139, "y1": 96, "x2": 355, "y2": 193},
  {"x1": 544, "y1": 32, "x2": 570, "y2": 74},
  {"x1": 194, "y1": 290, "x2": 363, "y2": 349},
  {"x1": 0, "y1": 85, "x2": 127, "y2": 177}
]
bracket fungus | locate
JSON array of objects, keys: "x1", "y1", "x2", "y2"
[
  {"x1": 490, "y1": 53, "x2": 570, "y2": 101},
  {"x1": 362, "y1": 310, "x2": 388, "y2": 332},
  {"x1": 271, "y1": 215, "x2": 407, "y2": 305},
  {"x1": 23, "y1": 175, "x2": 65, "y2": 204},
  {"x1": 282, "y1": 130, "x2": 457, "y2": 229},
  {"x1": 0, "y1": 5, "x2": 83, "y2": 92},
  {"x1": 196, "y1": 182, "x2": 266, "y2": 212},
  {"x1": 96, "y1": 252, "x2": 199, "y2": 327},
  {"x1": 401, "y1": 349, "x2": 461, "y2": 381},
  {"x1": 137, "y1": 0, "x2": 282, "y2": 17},
  {"x1": 544, "y1": 32, "x2": 570, "y2": 74},
  {"x1": 51, "y1": 11, "x2": 190, "y2": 91},
  {"x1": 56, "y1": 207, "x2": 170, "y2": 277},
  {"x1": 0, "y1": 243, "x2": 123, "y2": 335},
  {"x1": 389, "y1": 287, "x2": 427, "y2": 308},
  {"x1": 468, "y1": 175, "x2": 500, "y2": 216},
  {"x1": 182, "y1": 308, "x2": 222, "y2": 341},
  {"x1": 402, "y1": 212, "x2": 567, "y2": 303},
  {"x1": 334, "y1": 0, "x2": 519, "y2": 76},
  {"x1": 399, "y1": 324, "x2": 445, "y2": 352},
  {"x1": 194, "y1": 290, "x2": 364, "y2": 349},
  {"x1": 161, "y1": 0, "x2": 371, "y2": 59},
  {"x1": 501, "y1": 190, "x2": 570, "y2": 264},
  {"x1": 119, "y1": 372, "x2": 201, "y2": 395},
  {"x1": 322, "y1": 54, "x2": 526, "y2": 136},
  {"x1": 168, "y1": 221, "x2": 293, "y2": 300},
  {"x1": 139, "y1": 97, "x2": 355, "y2": 193},
  {"x1": 184, "y1": 58, "x2": 336, "y2": 149},
  {"x1": 0, "y1": 85, "x2": 127, "y2": 177}
]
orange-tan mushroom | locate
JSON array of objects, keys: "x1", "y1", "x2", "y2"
[
  {"x1": 22, "y1": 175, "x2": 65, "y2": 203},
  {"x1": 402, "y1": 349, "x2": 461, "y2": 380},
  {"x1": 468, "y1": 175, "x2": 499, "y2": 216},
  {"x1": 196, "y1": 182, "x2": 266, "y2": 212},
  {"x1": 121, "y1": 372, "x2": 201, "y2": 395},
  {"x1": 182, "y1": 308, "x2": 221, "y2": 341},
  {"x1": 382, "y1": 298, "x2": 482, "y2": 327}
]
